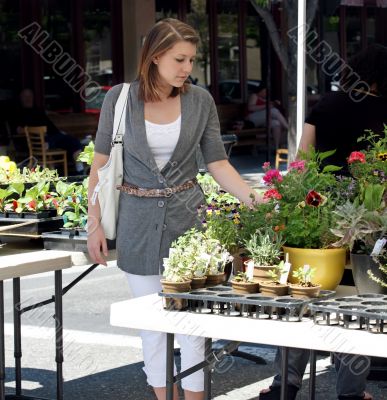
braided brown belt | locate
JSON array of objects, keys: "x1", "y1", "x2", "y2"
[{"x1": 117, "y1": 177, "x2": 198, "y2": 198}]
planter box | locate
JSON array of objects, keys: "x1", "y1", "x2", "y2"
[{"x1": 23, "y1": 209, "x2": 57, "y2": 219}]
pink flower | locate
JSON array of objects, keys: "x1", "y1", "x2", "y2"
[
  {"x1": 262, "y1": 161, "x2": 271, "y2": 171},
  {"x1": 348, "y1": 151, "x2": 366, "y2": 164},
  {"x1": 263, "y1": 169, "x2": 283, "y2": 185},
  {"x1": 289, "y1": 160, "x2": 306, "y2": 172},
  {"x1": 263, "y1": 189, "x2": 282, "y2": 200}
]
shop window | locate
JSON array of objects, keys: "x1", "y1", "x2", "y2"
[
  {"x1": 366, "y1": 7, "x2": 376, "y2": 45},
  {"x1": 186, "y1": 0, "x2": 210, "y2": 88},
  {"x1": 246, "y1": 12, "x2": 262, "y2": 98},
  {"x1": 156, "y1": 0, "x2": 178, "y2": 20},
  {"x1": 84, "y1": 0, "x2": 112, "y2": 113},
  {"x1": 345, "y1": 7, "x2": 362, "y2": 59},
  {"x1": 217, "y1": 0, "x2": 240, "y2": 103},
  {"x1": 41, "y1": 0, "x2": 73, "y2": 112}
]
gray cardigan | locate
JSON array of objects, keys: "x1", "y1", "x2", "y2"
[{"x1": 94, "y1": 81, "x2": 227, "y2": 275}]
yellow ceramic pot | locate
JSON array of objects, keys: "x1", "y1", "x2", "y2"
[{"x1": 283, "y1": 246, "x2": 346, "y2": 290}]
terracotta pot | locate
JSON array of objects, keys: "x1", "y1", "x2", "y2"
[
  {"x1": 231, "y1": 280, "x2": 259, "y2": 294},
  {"x1": 259, "y1": 281, "x2": 288, "y2": 297},
  {"x1": 283, "y1": 246, "x2": 346, "y2": 290},
  {"x1": 205, "y1": 273, "x2": 226, "y2": 287},
  {"x1": 243, "y1": 260, "x2": 274, "y2": 282},
  {"x1": 289, "y1": 284, "x2": 321, "y2": 299},
  {"x1": 160, "y1": 279, "x2": 191, "y2": 310},
  {"x1": 191, "y1": 276, "x2": 207, "y2": 290}
]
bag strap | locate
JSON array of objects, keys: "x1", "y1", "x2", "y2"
[{"x1": 112, "y1": 83, "x2": 130, "y2": 143}]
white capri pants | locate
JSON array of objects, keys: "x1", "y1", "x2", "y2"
[{"x1": 125, "y1": 273, "x2": 205, "y2": 392}]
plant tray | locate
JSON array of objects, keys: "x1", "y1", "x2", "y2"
[
  {"x1": 42, "y1": 230, "x2": 115, "y2": 252},
  {"x1": 159, "y1": 285, "x2": 335, "y2": 322},
  {"x1": 309, "y1": 294, "x2": 387, "y2": 334},
  {"x1": 0, "y1": 216, "x2": 63, "y2": 236}
]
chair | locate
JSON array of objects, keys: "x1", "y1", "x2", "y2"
[
  {"x1": 275, "y1": 148, "x2": 288, "y2": 169},
  {"x1": 24, "y1": 126, "x2": 68, "y2": 175}
]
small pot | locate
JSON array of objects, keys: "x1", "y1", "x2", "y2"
[
  {"x1": 231, "y1": 280, "x2": 259, "y2": 294},
  {"x1": 7, "y1": 212, "x2": 24, "y2": 219},
  {"x1": 191, "y1": 276, "x2": 207, "y2": 290},
  {"x1": 205, "y1": 273, "x2": 226, "y2": 287},
  {"x1": 259, "y1": 281, "x2": 289, "y2": 297},
  {"x1": 289, "y1": 284, "x2": 321, "y2": 299},
  {"x1": 160, "y1": 279, "x2": 191, "y2": 310}
]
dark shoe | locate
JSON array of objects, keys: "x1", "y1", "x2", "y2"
[{"x1": 259, "y1": 384, "x2": 299, "y2": 400}]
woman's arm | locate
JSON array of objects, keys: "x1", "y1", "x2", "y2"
[
  {"x1": 87, "y1": 152, "x2": 109, "y2": 266},
  {"x1": 297, "y1": 123, "x2": 316, "y2": 156},
  {"x1": 207, "y1": 159, "x2": 262, "y2": 206}
]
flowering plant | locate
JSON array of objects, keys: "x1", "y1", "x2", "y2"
[
  {"x1": 331, "y1": 127, "x2": 387, "y2": 255},
  {"x1": 261, "y1": 150, "x2": 345, "y2": 249}
]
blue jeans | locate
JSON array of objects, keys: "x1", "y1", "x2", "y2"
[{"x1": 271, "y1": 348, "x2": 370, "y2": 397}]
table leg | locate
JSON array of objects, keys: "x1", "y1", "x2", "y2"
[
  {"x1": 12, "y1": 279, "x2": 22, "y2": 397},
  {"x1": 204, "y1": 338, "x2": 212, "y2": 400},
  {"x1": 166, "y1": 333, "x2": 174, "y2": 400},
  {"x1": 0, "y1": 281, "x2": 5, "y2": 400},
  {"x1": 280, "y1": 347, "x2": 289, "y2": 400},
  {"x1": 309, "y1": 350, "x2": 317, "y2": 400},
  {"x1": 54, "y1": 271, "x2": 63, "y2": 400}
]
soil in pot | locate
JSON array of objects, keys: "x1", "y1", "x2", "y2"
[
  {"x1": 160, "y1": 279, "x2": 191, "y2": 310},
  {"x1": 289, "y1": 284, "x2": 321, "y2": 299},
  {"x1": 205, "y1": 273, "x2": 226, "y2": 287},
  {"x1": 231, "y1": 280, "x2": 259, "y2": 295},
  {"x1": 191, "y1": 276, "x2": 207, "y2": 290},
  {"x1": 259, "y1": 281, "x2": 288, "y2": 297}
]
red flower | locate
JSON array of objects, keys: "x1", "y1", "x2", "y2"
[
  {"x1": 305, "y1": 190, "x2": 326, "y2": 207},
  {"x1": 263, "y1": 169, "x2": 283, "y2": 185},
  {"x1": 289, "y1": 160, "x2": 306, "y2": 172},
  {"x1": 348, "y1": 151, "x2": 366, "y2": 164},
  {"x1": 263, "y1": 189, "x2": 282, "y2": 200},
  {"x1": 27, "y1": 200, "x2": 37, "y2": 211},
  {"x1": 52, "y1": 199, "x2": 59, "y2": 209},
  {"x1": 262, "y1": 161, "x2": 271, "y2": 171},
  {"x1": 12, "y1": 200, "x2": 18, "y2": 211}
]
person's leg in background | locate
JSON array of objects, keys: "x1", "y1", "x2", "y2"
[
  {"x1": 334, "y1": 353, "x2": 372, "y2": 400},
  {"x1": 270, "y1": 107, "x2": 288, "y2": 131},
  {"x1": 260, "y1": 347, "x2": 310, "y2": 399}
]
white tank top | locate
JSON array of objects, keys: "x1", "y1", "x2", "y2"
[{"x1": 145, "y1": 115, "x2": 181, "y2": 170}]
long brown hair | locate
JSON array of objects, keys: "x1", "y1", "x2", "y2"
[{"x1": 137, "y1": 18, "x2": 199, "y2": 102}]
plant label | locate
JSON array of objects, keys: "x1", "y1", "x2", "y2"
[
  {"x1": 246, "y1": 259, "x2": 254, "y2": 280},
  {"x1": 371, "y1": 238, "x2": 387, "y2": 256},
  {"x1": 279, "y1": 253, "x2": 291, "y2": 284}
]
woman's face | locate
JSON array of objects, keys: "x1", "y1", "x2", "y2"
[{"x1": 154, "y1": 40, "x2": 196, "y2": 89}]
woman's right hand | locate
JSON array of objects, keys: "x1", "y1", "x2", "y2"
[{"x1": 87, "y1": 222, "x2": 108, "y2": 266}]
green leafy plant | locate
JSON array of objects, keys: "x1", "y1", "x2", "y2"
[
  {"x1": 292, "y1": 265, "x2": 316, "y2": 287},
  {"x1": 77, "y1": 141, "x2": 95, "y2": 166},
  {"x1": 243, "y1": 228, "x2": 284, "y2": 266},
  {"x1": 266, "y1": 261, "x2": 286, "y2": 283},
  {"x1": 232, "y1": 272, "x2": 253, "y2": 283}
]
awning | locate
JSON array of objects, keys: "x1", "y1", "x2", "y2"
[{"x1": 341, "y1": 0, "x2": 387, "y2": 7}]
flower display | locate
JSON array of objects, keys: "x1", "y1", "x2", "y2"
[{"x1": 261, "y1": 149, "x2": 344, "y2": 249}]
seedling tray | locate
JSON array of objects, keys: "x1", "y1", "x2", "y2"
[
  {"x1": 310, "y1": 293, "x2": 387, "y2": 334},
  {"x1": 42, "y1": 230, "x2": 115, "y2": 252},
  {"x1": 0, "y1": 216, "x2": 63, "y2": 236},
  {"x1": 159, "y1": 285, "x2": 335, "y2": 321}
]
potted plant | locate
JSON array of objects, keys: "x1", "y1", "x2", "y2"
[
  {"x1": 0, "y1": 187, "x2": 12, "y2": 217},
  {"x1": 259, "y1": 261, "x2": 289, "y2": 297},
  {"x1": 289, "y1": 265, "x2": 321, "y2": 299},
  {"x1": 4, "y1": 183, "x2": 25, "y2": 218},
  {"x1": 231, "y1": 272, "x2": 259, "y2": 294},
  {"x1": 243, "y1": 228, "x2": 284, "y2": 283},
  {"x1": 261, "y1": 154, "x2": 348, "y2": 290},
  {"x1": 331, "y1": 127, "x2": 387, "y2": 294},
  {"x1": 161, "y1": 247, "x2": 192, "y2": 310}
]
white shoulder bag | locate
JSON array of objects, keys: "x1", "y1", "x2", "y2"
[{"x1": 91, "y1": 83, "x2": 130, "y2": 240}]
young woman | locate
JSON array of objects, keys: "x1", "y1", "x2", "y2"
[{"x1": 87, "y1": 19, "x2": 259, "y2": 400}]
